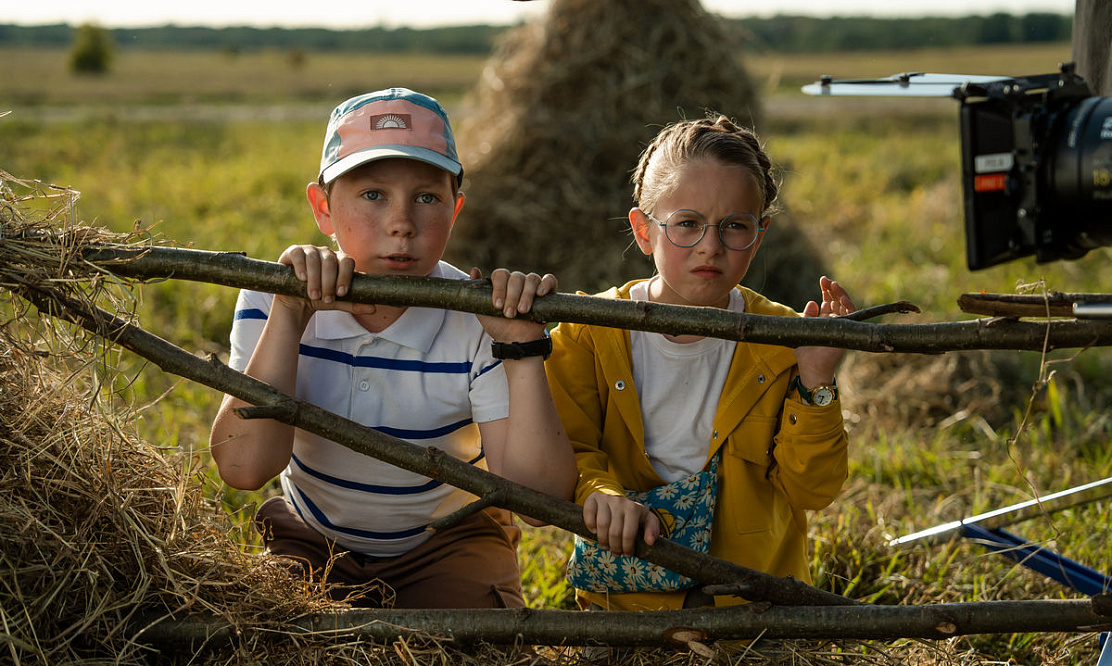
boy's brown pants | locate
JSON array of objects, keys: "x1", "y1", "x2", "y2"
[{"x1": 254, "y1": 496, "x2": 526, "y2": 609}]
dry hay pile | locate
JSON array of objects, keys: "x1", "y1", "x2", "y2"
[
  {"x1": 0, "y1": 331, "x2": 319, "y2": 663},
  {"x1": 0, "y1": 174, "x2": 362, "y2": 664},
  {"x1": 841, "y1": 348, "x2": 1032, "y2": 436},
  {"x1": 446, "y1": 0, "x2": 827, "y2": 307}
]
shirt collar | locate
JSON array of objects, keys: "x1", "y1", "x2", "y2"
[{"x1": 309, "y1": 262, "x2": 456, "y2": 353}]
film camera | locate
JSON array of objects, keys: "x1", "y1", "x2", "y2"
[{"x1": 805, "y1": 65, "x2": 1112, "y2": 271}]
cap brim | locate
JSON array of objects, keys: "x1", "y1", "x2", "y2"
[{"x1": 320, "y1": 146, "x2": 462, "y2": 184}]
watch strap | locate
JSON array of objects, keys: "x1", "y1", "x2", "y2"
[{"x1": 491, "y1": 336, "x2": 553, "y2": 360}]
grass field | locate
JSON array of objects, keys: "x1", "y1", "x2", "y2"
[
  {"x1": 1, "y1": 42, "x2": 1073, "y2": 106},
  {"x1": 2, "y1": 41, "x2": 1111, "y2": 663}
]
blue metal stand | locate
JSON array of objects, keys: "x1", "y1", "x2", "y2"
[
  {"x1": 893, "y1": 478, "x2": 1112, "y2": 661},
  {"x1": 958, "y1": 523, "x2": 1111, "y2": 661},
  {"x1": 959, "y1": 523, "x2": 1112, "y2": 596}
]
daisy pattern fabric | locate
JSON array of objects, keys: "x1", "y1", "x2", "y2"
[{"x1": 565, "y1": 452, "x2": 720, "y2": 593}]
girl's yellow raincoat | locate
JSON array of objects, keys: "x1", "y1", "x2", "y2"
[{"x1": 546, "y1": 280, "x2": 849, "y2": 611}]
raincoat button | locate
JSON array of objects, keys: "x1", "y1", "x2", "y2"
[
  {"x1": 615, "y1": 380, "x2": 625, "y2": 390},
  {"x1": 757, "y1": 374, "x2": 765, "y2": 383},
  {"x1": 712, "y1": 430, "x2": 718, "y2": 439},
  {"x1": 789, "y1": 414, "x2": 797, "y2": 425}
]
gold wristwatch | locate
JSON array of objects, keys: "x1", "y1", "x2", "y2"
[{"x1": 791, "y1": 375, "x2": 838, "y2": 406}]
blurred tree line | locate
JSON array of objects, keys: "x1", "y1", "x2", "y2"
[
  {"x1": 729, "y1": 13, "x2": 1072, "y2": 53},
  {"x1": 0, "y1": 23, "x2": 505, "y2": 54},
  {"x1": 0, "y1": 13, "x2": 1071, "y2": 55}
]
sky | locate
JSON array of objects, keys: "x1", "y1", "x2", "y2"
[{"x1": 1, "y1": 0, "x2": 1079, "y2": 29}]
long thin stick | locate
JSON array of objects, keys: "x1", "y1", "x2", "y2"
[
  {"x1": 135, "y1": 596, "x2": 1112, "y2": 648},
  {"x1": 81, "y1": 244, "x2": 1112, "y2": 353},
  {"x1": 890, "y1": 476, "x2": 1112, "y2": 546},
  {"x1": 14, "y1": 282, "x2": 856, "y2": 609}
]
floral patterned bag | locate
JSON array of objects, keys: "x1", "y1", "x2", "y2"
[{"x1": 565, "y1": 451, "x2": 720, "y2": 593}]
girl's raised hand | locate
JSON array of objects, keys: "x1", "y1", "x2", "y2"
[
  {"x1": 583, "y1": 492, "x2": 661, "y2": 556},
  {"x1": 471, "y1": 267, "x2": 557, "y2": 343},
  {"x1": 793, "y1": 276, "x2": 856, "y2": 387}
]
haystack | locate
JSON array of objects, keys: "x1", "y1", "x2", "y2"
[
  {"x1": 0, "y1": 174, "x2": 355, "y2": 664},
  {"x1": 447, "y1": 0, "x2": 828, "y2": 306}
]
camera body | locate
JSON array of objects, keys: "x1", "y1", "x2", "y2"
[{"x1": 958, "y1": 65, "x2": 1112, "y2": 270}]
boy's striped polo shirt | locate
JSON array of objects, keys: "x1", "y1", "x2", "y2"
[{"x1": 228, "y1": 261, "x2": 509, "y2": 557}]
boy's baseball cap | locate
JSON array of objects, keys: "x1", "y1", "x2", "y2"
[{"x1": 318, "y1": 88, "x2": 463, "y2": 185}]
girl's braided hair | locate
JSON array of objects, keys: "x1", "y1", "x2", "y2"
[{"x1": 632, "y1": 114, "x2": 779, "y2": 217}]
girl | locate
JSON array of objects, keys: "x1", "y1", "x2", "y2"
[{"x1": 546, "y1": 115, "x2": 855, "y2": 611}]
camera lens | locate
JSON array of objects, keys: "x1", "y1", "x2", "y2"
[{"x1": 1047, "y1": 96, "x2": 1112, "y2": 258}]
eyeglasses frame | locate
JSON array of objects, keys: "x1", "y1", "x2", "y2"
[{"x1": 644, "y1": 208, "x2": 767, "y2": 252}]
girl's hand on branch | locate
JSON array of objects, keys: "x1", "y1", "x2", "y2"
[
  {"x1": 278, "y1": 244, "x2": 377, "y2": 318},
  {"x1": 472, "y1": 267, "x2": 557, "y2": 343},
  {"x1": 794, "y1": 276, "x2": 856, "y2": 387},
  {"x1": 583, "y1": 492, "x2": 661, "y2": 556}
]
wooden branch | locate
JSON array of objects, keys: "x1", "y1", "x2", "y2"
[
  {"x1": 429, "y1": 494, "x2": 502, "y2": 529},
  {"x1": 12, "y1": 282, "x2": 855, "y2": 609},
  {"x1": 79, "y1": 245, "x2": 1112, "y2": 353},
  {"x1": 843, "y1": 300, "x2": 920, "y2": 321},
  {"x1": 958, "y1": 292, "x2": 1112, "y2": 318},
  {"x1": 134, "y1": 596, "x2": 1112, "y2": 649}
]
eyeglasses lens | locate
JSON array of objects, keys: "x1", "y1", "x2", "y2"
[{"x1": 663, "y1": 210, "x2": 760, "y2": 251}]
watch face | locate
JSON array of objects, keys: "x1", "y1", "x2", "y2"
[{"x1": 812, "y1": 387, "x2": 836, "y2": 406}]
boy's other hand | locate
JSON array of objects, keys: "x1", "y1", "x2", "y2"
[
  {"x1": 278, "y1": 244, "x2": 377, "y2": 316},
  {"x1": 583, "y1": 492, "x2": 661, "y2": 556},
  {"x1": 471, "y1": 267, "x2": 556, "y2": 343},
  {"x1": 794, "y1": 275, "x2": 856, "y2": 386}
]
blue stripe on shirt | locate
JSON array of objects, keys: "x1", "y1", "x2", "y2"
[
  {"x1": 290, "y1": 450, "x2": 484, "y2": 495},
  {"x1": 299, "y1": 343, "x2": 472, "y2": 374},
  {"x1": 234, "y1": 308, "x2": 268, "y2": 321},
  {"x1": 292, "y1": 486, "x2": 429, "y2": 540},
  {"x1": 477, "y1": 359, "x2": 502, "y2": 377},
  {"x1": 373, "y1": 417, "x2": 474, "y2": 440}
]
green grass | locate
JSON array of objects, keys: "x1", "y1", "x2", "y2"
[
  {"x1": 3, "y1": 43, "x2": 1111, "y2": 661},
  {"x1": 0, "y1": 47, "x2": 485, "y2": 106}
]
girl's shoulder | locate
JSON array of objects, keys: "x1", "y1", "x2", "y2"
[
  {"x1": 550, "y1": 281, "x2": 642, "y2": 346},
  {"x1": 736, "y1": 286, "x2": 800, "y2": 318},
  {"x1": 591, "y1": 279, "x2": 643, "y2": 300}
]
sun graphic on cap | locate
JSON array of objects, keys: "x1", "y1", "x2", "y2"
[{"x1": 374, "y1": 114, "x2": 409, "y2": 130}]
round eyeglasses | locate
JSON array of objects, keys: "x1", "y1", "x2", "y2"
[{"x1": 646, "y1": 209, "x2": 766, "y2": 251}]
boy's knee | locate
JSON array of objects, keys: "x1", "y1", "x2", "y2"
[{"x1": 394, "y1": 576, "x2": 524, "y2": 609}]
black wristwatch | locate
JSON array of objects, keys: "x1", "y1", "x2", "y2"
[{"x1": 491, "y1": 336, "x2": 552, "y2": 361}]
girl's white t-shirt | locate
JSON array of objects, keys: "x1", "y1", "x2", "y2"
[{"x1": 629, "y1": 278, "x2": 743, "y2": 482}]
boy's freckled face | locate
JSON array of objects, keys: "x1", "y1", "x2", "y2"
[
  {"x1": 318, "y1": 159, "x2": 461, "y2": 277},
  {"x1": 634, "y1": 159, "x2": 766, "y2": 308}
]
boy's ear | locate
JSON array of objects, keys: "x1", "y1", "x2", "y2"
[
  {"x1": 451, "y1": 192, "x2": 465, "y2": 227},
  {"x1": 306, "y1": 181, "x2": 334, "y2": 236},
  {"x1": 629, "y1": 207, "x2": 653, "y2": 256}
]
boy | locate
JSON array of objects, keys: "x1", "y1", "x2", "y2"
[{"x1": 210, "y1": 88, "x2": 576, "y2": 609}]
